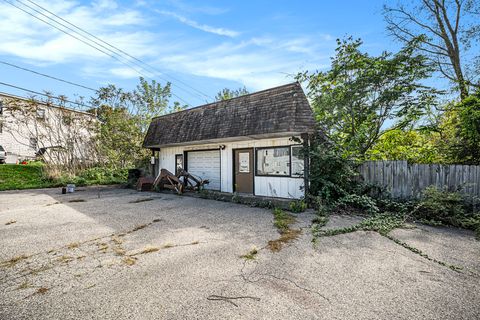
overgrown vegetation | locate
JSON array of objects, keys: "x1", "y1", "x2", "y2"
[
  {"x1": 289, "y1": 200, "x2": 307, "y2": 213},
  {"x1": 412, "y1": 187, "x2": 480, "y2": 238},
  {"x1": 0, "y1": 163, "x2": 127, "y2": 191},
  {"x1": 303, "y1": 136, "x2": 480, "y2": 240},
  {"x1": 268, "y1": 208, "x2": 302, "y2": 252}
]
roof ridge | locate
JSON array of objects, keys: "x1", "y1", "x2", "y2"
[
  {"x1": 0, "y1": 92, "x2": 95, "y2": 116},
  {"x1": 151, "y1": 81, "x2": 301, "y2": 120}
]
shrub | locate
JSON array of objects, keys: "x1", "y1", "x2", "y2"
[
  {"x1": 334, "y1": 194, "x2": 379, "y2": 215},
  {"x1": 412, "y1": 186, "x2": 480, "y2": 233}
]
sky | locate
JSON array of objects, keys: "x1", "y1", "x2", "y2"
[{"x1": 0, "y1": 0, "x2": 402, "y2": 110}]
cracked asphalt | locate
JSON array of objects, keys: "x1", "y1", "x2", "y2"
[{"x1": 1, "y1": 186, "x2": 479, "y2": 319}]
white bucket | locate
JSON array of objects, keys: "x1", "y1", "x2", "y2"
[{"x1": 66, "y1": 184, "x2": 75, "y2": 193}]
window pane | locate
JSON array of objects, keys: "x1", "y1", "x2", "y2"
[
  {"x1": 256, "y1": 147, "x2": 290, "y2": 176},
  {"x1": 175, "y1": 155, "x2": 183, "y2": 175},
  {"x1": 291, "y1": 146, "x2": 304, "y2": 177}
]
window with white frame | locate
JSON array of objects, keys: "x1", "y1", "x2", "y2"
[{"x1": 256, "y1": 147, "x2": 290, "y2": 176}]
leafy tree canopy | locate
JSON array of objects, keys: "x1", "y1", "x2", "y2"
[
  {"x1": 215, "y1": 86, "x2": 249, "y2": 101},
  {"x1": 297, "y1": 37, "x2": 441, "y2": 160}
]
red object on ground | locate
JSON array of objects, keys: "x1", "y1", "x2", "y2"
[
  {"x1": 21, "y1": 161, "x2": 28, "y2": 165},
  {"x1": 136, "y1": 177, "x2": 155, "y2": 191}
]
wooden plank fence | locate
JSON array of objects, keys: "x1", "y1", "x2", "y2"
[{"x1": 358, "y1": 160, "x2": 480, "y2": 199}]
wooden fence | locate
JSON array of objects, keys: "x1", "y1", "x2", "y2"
[{"x1": 358, "y1": 160, "x2": 480, "y2": 199}]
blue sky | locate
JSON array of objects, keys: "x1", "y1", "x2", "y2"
[{"x1": 0, "y1": 0, "x2": 401, "y2": 110}]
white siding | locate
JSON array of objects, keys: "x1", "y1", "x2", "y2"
[{"x1": 157, "y1": 136, "x2": 305, "y2": 199}]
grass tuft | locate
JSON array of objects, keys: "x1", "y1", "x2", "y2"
[
  {"x1": 240, "y1": 248, "x2": 258, "y2": 260},
  {"x1": 67, "y1": 242, "x2": 79, "y2": 249},
  {"x1": 123, "y1": 256, "x2": 137, "y2": 266},
  {"x1": 1, "y1": 255, "x2": 29, "y2": 268}
]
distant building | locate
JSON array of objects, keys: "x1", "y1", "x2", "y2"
[{"x1": 0, "y1": 93, "x2": 97, "y2": 164}]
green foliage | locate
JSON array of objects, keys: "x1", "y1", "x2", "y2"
[
  {"x1": 215, "y1": 86, "x2": 249, "y2": 101},
  {"x1": 314, "y1": 213, "x2": 405, "y2": 237},
  {"x1": 306, "y1": 139, "x2": 359, "y2": 204},
  {"x1": 412, "y1": 186, "x2": 480, "y2": 233},
  {"x1": 289, "y1": 200, "x2": 307, "y2": 213},
  {"x1": 334, "y1": 194, "x2": 380, "y2": 215},
  {"x1": 441, "y1": 93, "x2": 480, "y2": 165},
  {"x1": 272, "y1": 208, "x2": 295, "y2": 233},
  {"x1": 366, "y1": 129, "x2": 443, "y2": 163},
  {"x1": 90, "y1": 78, "x2": 185, "y2": 169},
  {"x1": 297, "y1": 37, "x2": 439, "y2": 159},
  {"x1": 0, "y1": 164, "x2": 127, "y2": 191},
  {"x1": 94, "y1": 105, "x2": 147, "y2": 169},
  {"x1": 0, "y1": 164, "x2": 52, "y2": 191}
]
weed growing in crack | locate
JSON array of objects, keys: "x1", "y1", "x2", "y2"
[
  {"x1": 133, "y1": 246, "x2": 159, "y2": 256},
  {"x1": 67, "y1": 242, "x2": 79, "y2": 249},
  {"x1": 240, "y1": 248, "x2": 258, "y2": 260},
  {"x1": 268, "y1": 208, "x2": 301, "y2": 252},
  {"x1": 131, "y1": 224, "x2": 148, "y2": 232},
  {"x1": 17, "y1": 281, "x2": 31, "y2": 290},
  {"x1": 123, "y1": 256, "x2": 137, "y2": 266},
  {"x1": 272, "y1": 208, "x2": 296, "y2": 232},
  {"x1": 0, "y1": 255, "x2": 29, "y2": 268},
  {"x1": 312, "y1": 213, "x2": 465, "y2": 271}
]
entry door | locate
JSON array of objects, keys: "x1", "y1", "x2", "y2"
[{"x1": 234, "y1": 148, "x2": 254, "y2": 193}]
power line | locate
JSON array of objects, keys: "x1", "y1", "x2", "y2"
[
  {"x1": 2, "y1": 0, "x2": 193, "y2": 107},
  {"x1": 0, "y1": 81, "x2": 93, "y2": 109},
  {"x1": 24, "y1": 0, "x2": 213, "y2": 101},
  {"x1": 0, "y1": 60, "x2": 96, "y2": 91}
]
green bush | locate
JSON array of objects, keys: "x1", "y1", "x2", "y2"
[
  {"x1": 412, "y1": 186, "x2": 480, "y2": 234},
  {"x1": 334, "y1": 194, "x2": 380, "y2": 215}
]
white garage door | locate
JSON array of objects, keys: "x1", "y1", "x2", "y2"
[{"x1": 187, "y1": 150, "x2": 221, "y2": 190}]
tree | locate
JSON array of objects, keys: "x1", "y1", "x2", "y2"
[
  {"x1": 215, "y1": 86, "x2": 249, "y2": 101},
  {"x1": 366, "y1": 129, "x2": 443, "y2": 163},
  {"x1": 297, "y1": 37, "x2": 440, "y2": 159},
  {"x1": 438, "y1": 92, "x2": 480, "y2": 164},
  {"x1": 133, "y1": 77, "x2": 186, "y2": 132},
  {"x1": 90, "y1": 78, "x2": 186, "y2": 168},
  {"x1": 94, "y1": 104, "x2": 145, "y2": 169},
  {"x1": 384, "y1": 0, "x2": 480, "y2": 100}
]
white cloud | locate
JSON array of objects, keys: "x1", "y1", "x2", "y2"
[
  {"x1": 155, "y1": 10, "x2": 239, "y2": 37},
  {"x1": 0, "y1": 0, "x2": 153, "y2": 65},
  {"x1": 156, "y1": 36, "x2": 333, "y2": 90}
]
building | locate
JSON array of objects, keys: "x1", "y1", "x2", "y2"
[
  {"x1": 143, "y1": 82, "x2": 316, "y2": 199},
  {"x1": 0, "y1": 93, "x2": 97, "y2": 164}
]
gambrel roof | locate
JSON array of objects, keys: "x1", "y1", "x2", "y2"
[{"x1": 143, "y1": 82, "x2": 316, "y2": 148}]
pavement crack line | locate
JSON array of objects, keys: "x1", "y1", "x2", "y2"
[
  {"x1": 206, "y1": 295, "x2": 261, "y2": 307},
  {"x1": 238, "y1": 259, "x2": 330, "y2": 303}
]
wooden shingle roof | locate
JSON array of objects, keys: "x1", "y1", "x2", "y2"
[{"x1": 143, "y1": 82, "x2": 316, "y2": 148}]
